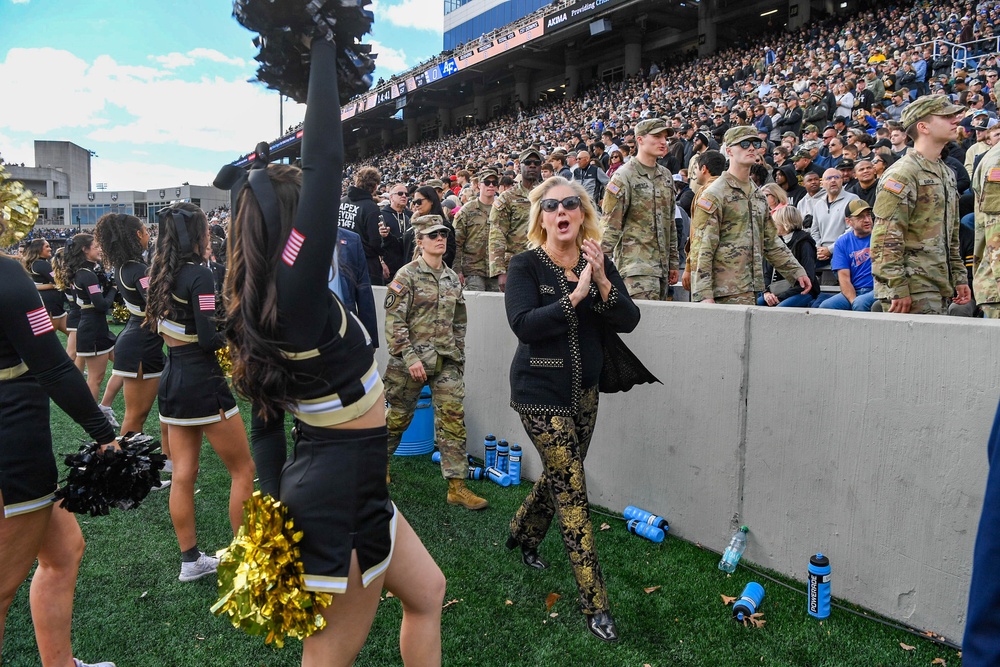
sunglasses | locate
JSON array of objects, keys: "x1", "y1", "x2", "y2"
[
  {"x1": 423, "y1": 230, "x2": 449, "y2": 239},
  {"x1": 392, "y1": 191, "x2": 407, "y2": 197},
  {"x1": 738, "y1": 139, "x2": 764, "y2": 149},
  {"x1": 412, "y1": 198, "x2": 426, "y2": 206},
  {"x1": 523, "y1": 159, "x2": 542, "y2": 167},
  {"x1": 540, "y1": 196, "x2": 582, "y2": 212},
  {"x1": 483, "y1": 179, "x2": 499, "y2": 186}
]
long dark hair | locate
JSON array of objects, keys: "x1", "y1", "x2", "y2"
[
  {"x1": 224, "y1": 164, "x2": 302, "y2": 418},
  {"x1": 55, "y1": 234, "x2": 93, "y2": 289},
  {"x1": 144, "y1": 203, "x2": 209, "y2": 332},
  {"x1": 414, "y1": 185, "x2": 447, "y2": 220},
  {"x1": 20, "y1": 238, "x2": 47, "y2": 273},
  {"x1": 94, "y1": 213, "x2": 144, "y2": 269}
]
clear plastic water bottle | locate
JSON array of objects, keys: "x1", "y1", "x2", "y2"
[
  {"x1": 718, "y1": 525, "x2": 749, "y2": 573},
  {"x1": 496, "y1": 439, "x2": 509, "y2": 473},
  {"x1": 626, "y1": 519, "x2": 665, "y2": 543},
  {"x1": 508, "y1": 443, "x2": 522, "y2": 485},
  {"x1": 484, "y1": 434, "x2": 497, "y2": 469}
]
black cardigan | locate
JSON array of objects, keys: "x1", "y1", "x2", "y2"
[{"x1": 505, "y1": 246, "x2": 640, "y2": 416}]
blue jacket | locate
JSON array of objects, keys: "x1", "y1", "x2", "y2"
[{"x1": 329, "y1": 228, "x2": 378, "y2": 348}]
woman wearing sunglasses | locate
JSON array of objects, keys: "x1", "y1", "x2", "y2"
[
  {"x1": 503, "y1": 176, "x2": 640, "y2": 642},
  {"x1": 383, "y1": 215, "x2": 487, "y2": 509},
  {"x1": 402, "y1": 185, "x2": 456, "y2": 268}
]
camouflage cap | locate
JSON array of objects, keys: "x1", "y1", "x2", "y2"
[
  {"x1": 477, "y1": 167, "x2": 499, "y2": 180},
  {"x1": 847, "y1": 199, "x2": 872, "y2": 216},
  {"x1": 425, "y1": 178, "x2": 447, "y2": 190},
  {"x1": 804, "y1": 124, "x2": 819, "y2": 134},
  {"x1": 635, "y1": 117, "x2": 670, "y2": 136},
  {"x1": 792, "y1": 149, "x2": 812, "y2": 161},
  {"x1": 723, "y1": 125, "x2": 761, "y2": 145},
  {"x1": 519, "y1": 148, "x2": 542, "y2": 162},
  {"x1": 900, "y1": 94, "x2": 965, "y2": 129},
  {"x1": 411, "y1": 215, "x2": 449, "y2": 235}
]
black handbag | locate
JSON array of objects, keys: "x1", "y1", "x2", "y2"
[{"x1": 599, "y1": 325, "x2": 661, "y2": 394}]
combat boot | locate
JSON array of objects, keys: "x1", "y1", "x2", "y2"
[{"x1": 447, "y1": 479, "x2": 488, "y2": 510}]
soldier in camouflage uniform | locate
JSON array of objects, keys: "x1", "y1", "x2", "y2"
[
  {"x1": 691, "y1": 126, "x2": 810, "y2": 304},
  {"x1": 384, "y1": 215, "x2": 488, "y2": 510},
  {"x1": 871, "y1": 95, "x2": 970, "y2": 315},
  {"x1": 600, "y1": 117, "x2": 679, "y2": 300},
  {"x1": 453, "y1": 168, "x2": 500, "y2": 291},
  {"x1": 489, "y1": 148, "x2": 541, "y2": 290},
  {"x1": 973, "y1": 142, "x2": 1000, "y2": 318}
]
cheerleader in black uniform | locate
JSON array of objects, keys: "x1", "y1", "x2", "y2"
[
  {"x1": 93, "y1": 215, "x2": 170, "y2": 461},
  {"x1": 21, "y1": 239, "x2": 68, "y2": 334},
  {"x1": 0, "y1": 224, "x2": 118, "y2": 666},
  {"x1": 226, "y1": 39, "x2": 444, "y2": 665},
  {"x1": 143, "y1": 202, "x2": 253, "y2": 582},
  {"x1": 53, "y1": 248, "x2": 84, "y2": 370}
]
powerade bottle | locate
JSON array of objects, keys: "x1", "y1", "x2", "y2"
[
  {"x1": 484, "y1": 434, "x2": 497, "y2": 470},
  {"x1": 719, "y1": 526, "x2": 749, "y2": 573},
  {"x1": 732, "y1": 582, "x2": 765, "y2": 622},
  {"x1": 808, "y1": 553, "x2": 831, "y2": 619},
  {"x1": 626, "y1": 519, "x2": 665, "y2": 543},
  {"x1": 496, "y1": 439, "x2": 509, "y2": 473},
  {"x1": 508, "y1": 443, "x2": 522, "y2": 485},
  {"x1": 623, "y1": 505, "x2": 669, "y2": 531},
  {"x1": 467, "y1": 466, "x2": 484, "y2": 480},
  {"x1": 485, "y1": 466, "x2": 511, "y2": 486},
  {"x1": 435, "y1": 451, "x2": 475, "y2": 464}
]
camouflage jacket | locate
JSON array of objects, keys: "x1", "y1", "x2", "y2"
[
  {"x1": 871, "y1": 150, "x2": 966, "y2": 300},
  {"x1": 690, "y1": 171, "x2": 805, "y2": 301},
  {"x1": 973, "y1": 143, "x2": 1000, "y2": 305},
  {"x1": 599, "y1": 158, "x2": 679, "y2": 278},
  {"x1": 488, "y1": 182, "x2": 533, "y2": 277},
  {"x1": 452, "y1": 198, "x2": 491, "y2": 278},
  {"x1": 384, "y1": 257, "x2": 466, "y2": 371}
]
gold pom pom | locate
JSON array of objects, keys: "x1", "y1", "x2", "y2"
[
  {"x1": 0, "y1": 164, "x2": 39, "y2": 248},
  {"x1": 211, "y1": 491, "x2": 332, "y2": 647},
  {"x1": 111, "y1": 300, "x2": 129, "y2": 325},
  {"x1": 216, "y1": 344, "x2": 233, "y2": 377}
]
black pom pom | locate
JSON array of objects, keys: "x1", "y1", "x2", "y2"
[
  {"x1": 234, "y1": 0, "x2": 376, "y2": 104},
  {"x1": 55, "y1": 434, "x2": 167, "y2": 517}
]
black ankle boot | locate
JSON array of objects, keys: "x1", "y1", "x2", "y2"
[
  {"x1": 506, "y1": 535, "x2": 548, "y2": 570},
  {"x1": 586, "y1": 611, "x2": 619, "y2": 642}
]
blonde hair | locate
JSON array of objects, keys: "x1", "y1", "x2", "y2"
[
  {"x1": 771, "y1": 204, "x2": 803, "y2": 232},
  {"x1": 526, "y1": 177, "x2": 602, "y2": 249},
  {"x1": 760, "y1": 182, "x2": 788, "y2": 206}
]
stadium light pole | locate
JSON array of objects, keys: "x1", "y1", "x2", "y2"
[{"x1": 279, "y1": 93, "x2": 284, "y2": 136}]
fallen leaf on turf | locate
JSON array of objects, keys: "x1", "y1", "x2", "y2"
[
  {"x1": 900, "y1": 643, "x2": 916, "y2": 651},
  {"x1": 140, "y1": 591, "x2": 147, "y2": 598},
  {"x1": 545, "y1": 592, "x2": 561, "y2": 611},
  {"x1": 550, "y1": 612, "x2": 558, "y2": 618},
  {"x1": 505, "y1": 600, "x2": 513, "y2": 605},
  {"x1": 644, "y1": 586, "x2": 661, "y2": 594},
  {"x1": 748, "y1": 613, "x2": 766, "y2": 628},
  {"x1": 721, "y1": 594, "x2": 737, "y2": 606},
  {"x1": 932, "y1": 659, "x2": 946, "y2": 666},
  {"x1": 385, "y1": 591, "x2": 395, "y2": 598},
  {"x1": 600, "y1": 522, "x2": 611, "y2": 531},
  {"x1": 442, "y1": 598, "x2": 462, "y2": 610}
]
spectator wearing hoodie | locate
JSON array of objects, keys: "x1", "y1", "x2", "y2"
[
  {"x1": 339, "y1": 166, "x2": 387, "y2": 286},
  {"x1": 774, "y1": 163, "x2": 806, "y2": 205}
]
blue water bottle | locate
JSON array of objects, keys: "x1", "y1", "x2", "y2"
[
  {"x1": 808, "y1": 553, "x2": 831, "y2": 619},
  {"x1": 485, "y1": 466, "x2": 511, "y2": 487},
  {"x1": 467, "y1": 466, "x2": 484, "y2": 480},
  {"x1": 484, "y1": 434, "x2": 497, "y2": 469},
  {"x1": 432, "y1": 451, "x2": 473, "y2": 464},
  {"x1": 626, "y1": 519, "x2": 665, "y2": 543},
  {"x1": 623, "y1": 505, "x2": 669, "y2": 532},
  {"x1": 496, "y1": 439, "x2": 509, "y2": 473},
  {"x1": 732, "y1": 582, "x2": 765, "y2": 622},
  {"x1": 508, "y1": 443, "x2": 522, "y2": 485}
]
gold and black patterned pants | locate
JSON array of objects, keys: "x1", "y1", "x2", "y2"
[{"x1": 510, "y1": 385, "x2": 607, "y2": 614}]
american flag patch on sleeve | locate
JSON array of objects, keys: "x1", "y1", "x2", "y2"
[
  {"x1": 696, "y1": 197, "x2": 716, "y2": 213},
  {"x1": 88, "y1": 283, "x2": 101, "y2": 295},
  {"x1": 27, "y1": 306, "x2": 54, "y2": 336},
  {"x1": 389, "y1": 279, "x2": 405, "y2": 294},
  {"x1": 606, "y1": 181, "x2": 621, "y2": 196},
  {"x1": 198, "y1": 294, "x2": 215, "y2": 311},
  {"x1": 282, "y1": 228, "x2": 306, "y2": 266},
  {"x1": 139, "y1": 276, "x2": 150, "y2": 290},
  {"x1": 883, "y1": 178, "x2": 905, "y2": 195},
  {"x1": 988, "y1": 168, "x2": 1000, "y2": 183}
]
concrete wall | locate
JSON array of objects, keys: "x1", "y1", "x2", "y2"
[{"x1": 372, "y1": 288, "x2": 996, "y2": 643}]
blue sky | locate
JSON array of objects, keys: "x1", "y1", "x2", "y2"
[{"x1": 0, "y1": 0, "x2": 442, "y2": 191}]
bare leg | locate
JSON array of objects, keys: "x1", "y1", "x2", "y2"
[
  {"x1": 0, "y1": 497, "x2": 51, "y2": 654},
  {"x1": 31, "y1": 506, "x2": 85, "y2": 667},
  {"x1": 51, "y1": 316, "x2": 67, "y2": 335},
  {"x1": 83, "y1": 354, "x2": 109, "y2": 402},
  {"x1": 121, "y1": 375, "x2": 158, "y2": 436},
  {"x1": 383, "y1": 511, "x2": 445, "y2": 666},
  {"x1": 100, "y1": 371, "x2": 123, "y2": 409},
  {"x1": 66, "y1": 331, "x2": 79, "y2": 364},
  {"x1": 202, "y1": 412, "x2": 255, "y2": 535},
  {"x1": 166, "y1": 424, "x2": 203, "y2": 551},
  {"x1": 301, "y1": 552, "x2": 384, "y2": 667}
]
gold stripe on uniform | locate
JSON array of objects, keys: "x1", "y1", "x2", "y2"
[{"x1": 0, "y1": 362, "x2": 28, "y2": 381}]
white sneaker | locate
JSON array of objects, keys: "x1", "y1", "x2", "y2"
[
  {"x1": 162, "y1": 459, "x2": 173, "y2": 475},
  {"x1": 178, "y1": 552, "x2": 219, "y2": 582},
  {"x1": 74, "y1": 659, "x2": 116, "y2": 667},
  {"x1": 99, "y1": 405, "x2": 120, "y2": 429}
]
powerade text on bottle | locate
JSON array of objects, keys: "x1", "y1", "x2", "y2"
[
  {"x1": 808, "y1": 553, "x2": 831, "y2": 619},
  {"x1": 496, "y1": 439, "x2": 509, "y2": 473},
  {"x1": 623, "y1": 505, "x2": 669, "y2": 531},
  {"x1": 508, "y1": 443, "x2": 522, "y2": 485},
  {"x1": 467, "y1": 466, "x2": 484, "y2": 480},
  {"x1": 485, "y1": 466, "x2": 511, "y2": 486},
  {"x1": 718, "y1": 525, "x2": 749, "y2": 573},
  {"x1": 626, "y1": 519, "x2": 665, "y2": 543},
  {"x1": 484, "y1": 434, "x2": 497, "y2": 469},
  {"x1": 732, "y1": 582, "x2": 765, "y2": 622}
]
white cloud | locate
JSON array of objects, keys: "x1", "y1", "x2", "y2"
[
  {"x1": 187, "y1": 48, "x2": 246, "y2": 67},
  {"x1": 153, "y1": 52, "x2": 195, "y2": 68},
  {"x1": 368, "y1": 40, "x2": 410, "y2": 73},
  {"x1": 153, "y1": 48, "x2": 246, "y2": 69},
  {"x1": 375, "y1": 0, "x2": 443, "y2": 33},
  {"x1": 90, "y1": 159, "x2": 219, "y2": 192},
  {"x1": 10, "y1": 0, "x2": 31, "y2": 4}
]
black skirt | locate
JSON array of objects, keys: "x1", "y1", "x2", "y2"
[
  {"x1": 75, "y1": 309, "x2": 116, "y2": 357},
  {"x1": 157, "y1": 343, "x2": 237, "y2": 426},
  {"x1": 112, "y1": 317, "x2": 165, "y2": 378},
  {"x1": 40, "y1": 289, "x2": 66, "y2": 319},
  {"x1": 0, "y1": 372, "x2": 57, "y2": 517},
  {"x1": 281, "y1": 423, "x2": 396, "y2": 594},
  {"x1": 66, "y1": 300, "x2": 81, "y2": 332}
]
